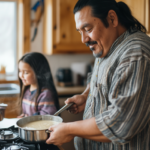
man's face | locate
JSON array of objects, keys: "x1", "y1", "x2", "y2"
[{"x1": 75, "y1": 6, "x2": 117, "y2": 58}]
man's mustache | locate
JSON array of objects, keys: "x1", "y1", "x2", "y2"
[{"x1": 85, "y1": 41, "x2": 97, "y2": 47}]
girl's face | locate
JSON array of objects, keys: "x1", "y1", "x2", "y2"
[{"x1": 18, "y1": 61, "x2": 37, "y2": 89}]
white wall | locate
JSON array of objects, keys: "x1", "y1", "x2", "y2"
[
  {"x1": 45, "y1": 54, "x2": 94, "y2": 83},
  {"x1": 30, "y1": 0, "x2": 43, "y2": 53}
]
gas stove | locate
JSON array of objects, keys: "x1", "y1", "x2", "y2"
[{"x1": 0, "y1": 126, "x2": 59, "y2": 150}]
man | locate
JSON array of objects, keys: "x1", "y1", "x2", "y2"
[{"x1": 46, "y1": 0, "x2": 150, "y2": 149}]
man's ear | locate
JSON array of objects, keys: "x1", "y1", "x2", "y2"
[{"x1": 107, "y1": 10, "x2": 118, "y2": 27}]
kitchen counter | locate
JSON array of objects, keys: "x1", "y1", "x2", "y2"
[
  {"x1": 56, "y1": 86, "x2": 86, "y2": 96},
  {"x1": 0, "y1": 78, "x2": 85, "y2": 96},
  {"x1": 0, "y1": 75, "x2": 19, "y2": 84},
  {"x1": 0, "y1": 118, "x2": 20, "y2": 128}
]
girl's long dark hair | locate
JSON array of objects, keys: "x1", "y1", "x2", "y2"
[
  {"x1": 19, "y1": 52, "x2": 59, "y2": 111},
  {"x1": 74, "y1": 0, "x2": 146, "y2": 33}
]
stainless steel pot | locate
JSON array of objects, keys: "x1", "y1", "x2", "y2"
[
  {"x1": 0, "y1": 108, "x2": 5, "y2": 121},
  {"x1": 17, "y1": 115, "x2": 63, "y2": 143},
  {"x1": 16, "y1": 103, "x2": 73, "y2": 143}
]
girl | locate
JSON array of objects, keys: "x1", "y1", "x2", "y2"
[{"x1": 17, "y1": 52, "x2": 59, "y2": 118}]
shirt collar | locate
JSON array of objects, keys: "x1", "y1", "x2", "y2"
[{"x1": 104, "y1": 28, "x2": 138, "y2": 58}]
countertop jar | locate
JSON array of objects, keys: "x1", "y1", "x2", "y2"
[{"x1": 0, "y1": 103, "x2": 7, "y2": 121}]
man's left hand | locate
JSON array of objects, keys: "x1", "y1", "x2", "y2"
[{"x1": 46, "y1": 123, "x2": 74, "y2": 146}]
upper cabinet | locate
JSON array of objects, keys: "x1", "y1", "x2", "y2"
[
  {"x1": 116, "y1": 0, "x2": 150, "y2": 35},
  {"x1": 43, "y1": 0, "x2": 150, "y2": 55},
  {"x1": 43, "y1": 0, "x2": 90, "y2": 55}
]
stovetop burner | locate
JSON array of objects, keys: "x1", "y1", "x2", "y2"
[
  {"x1": 5, "y1": 142, "x2": 30, "y2": 150},
  {"x1": 7, "y1": 145, "x2": 27, "y2": 150},
  {"x1": 1, "y1": 141, "x2": 35, "y2": 150},
  {"x1": 0, "y1": 126, "x2": 60, "y2": 150},
  {"x1": 0, "y1": 130, "x2": 18, "y2": 140}
]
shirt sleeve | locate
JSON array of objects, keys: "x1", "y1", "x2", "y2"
[
  {"x1": 95, "y1": 56, "x2": 150, "y2": 144},
  {"x1": 37, "y1": 89, "x2": 57, "y2": 115}
]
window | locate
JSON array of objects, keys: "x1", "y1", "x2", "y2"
[
  {"x1": 0, "y1": 1, "x2": 17, "y2": 75},
  {"x1": 0, "y1": 0, "x2": 24, "y2": 77}
]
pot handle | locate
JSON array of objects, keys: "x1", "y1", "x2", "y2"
[
  {"x1": 54, "y1": 103, "x2": 74, "y2": 116},
  {"x1": 45, "y1": 129, "x2": 52, "y2": 133}
]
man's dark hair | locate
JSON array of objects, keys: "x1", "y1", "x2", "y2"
[{"x1": 74, "y1": 0, "x2": 146, "y2": 33}]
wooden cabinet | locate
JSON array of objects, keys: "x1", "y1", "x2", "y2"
[
  {"x1": 43, "y1": 0, "x2": 150, "y2": 55},
  {"x1": 43, "y1": 0, "x2": 90, "y2": 54},
  {"x1": 0, "y1": 94, "x2": 21, "y2": 118},
  {"x1": 116, "y1": 0, "x2": 150, "y2": 35},
  {"x1": 17, "y1": 0, "x2": 30, "y2": 59},
  {"x1": 23, "y1": 0, "x2": 30, "y2": 54}
]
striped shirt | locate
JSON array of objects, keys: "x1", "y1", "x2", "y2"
[
  {"x1": 74, "y1": 29, "x2": 150, "y2": 150},
  {"x1": 22, "y1": 88, "x2": 57, "y2": 116}
]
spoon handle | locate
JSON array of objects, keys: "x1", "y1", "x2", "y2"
[{"x1": 54, "y1": 103, "x2": 74, "y2": 116}]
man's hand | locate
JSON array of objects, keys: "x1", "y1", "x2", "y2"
[
  {"x1": 65, "y1": 84, "x2": 90, "y2": 114},
  {"x1": 46, "y1": 118, "x2": 111, "y2": 146},
  {"x1": 65, "y1": 94, "x2": 87, "y2": 114},
  {"x1": 46, "y1": 123, "x2": 74, "y2": 146}
]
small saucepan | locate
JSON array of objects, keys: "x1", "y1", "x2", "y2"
[
  {"x1": 16, "y1": 103, "x2": 73, "y2": 143},
  {"x1": 0, "y1": 109, "x2": 5, "y2": 121},
  {"x1": 0, "y1": 103, "x2": 8, "y2": 121}
]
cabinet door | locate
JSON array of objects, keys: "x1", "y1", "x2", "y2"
[
  {"x1": 43, "y1": 0, "x2": 150, "y2": 54},
  {"x1": 43, "y1": 0, "x2": 90, "y2": 54},
  {"x1": 116, "y1": 0, "x2": 150, "y2": 35}
]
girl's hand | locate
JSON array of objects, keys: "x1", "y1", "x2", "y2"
[
  {"x1": 17, "y1": 114, "x2": 25, "y2": 118},
  {"x1": 24, "y1": 114, "x2": 28, "y2": 117},
  {"x1": 17, "y1": 114, "x2": 28, "y2": 118}
]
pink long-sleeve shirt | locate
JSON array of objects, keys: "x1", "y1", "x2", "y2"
[{"x1": 22, "y1": 88, "x2": 57, "y2": 116}]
